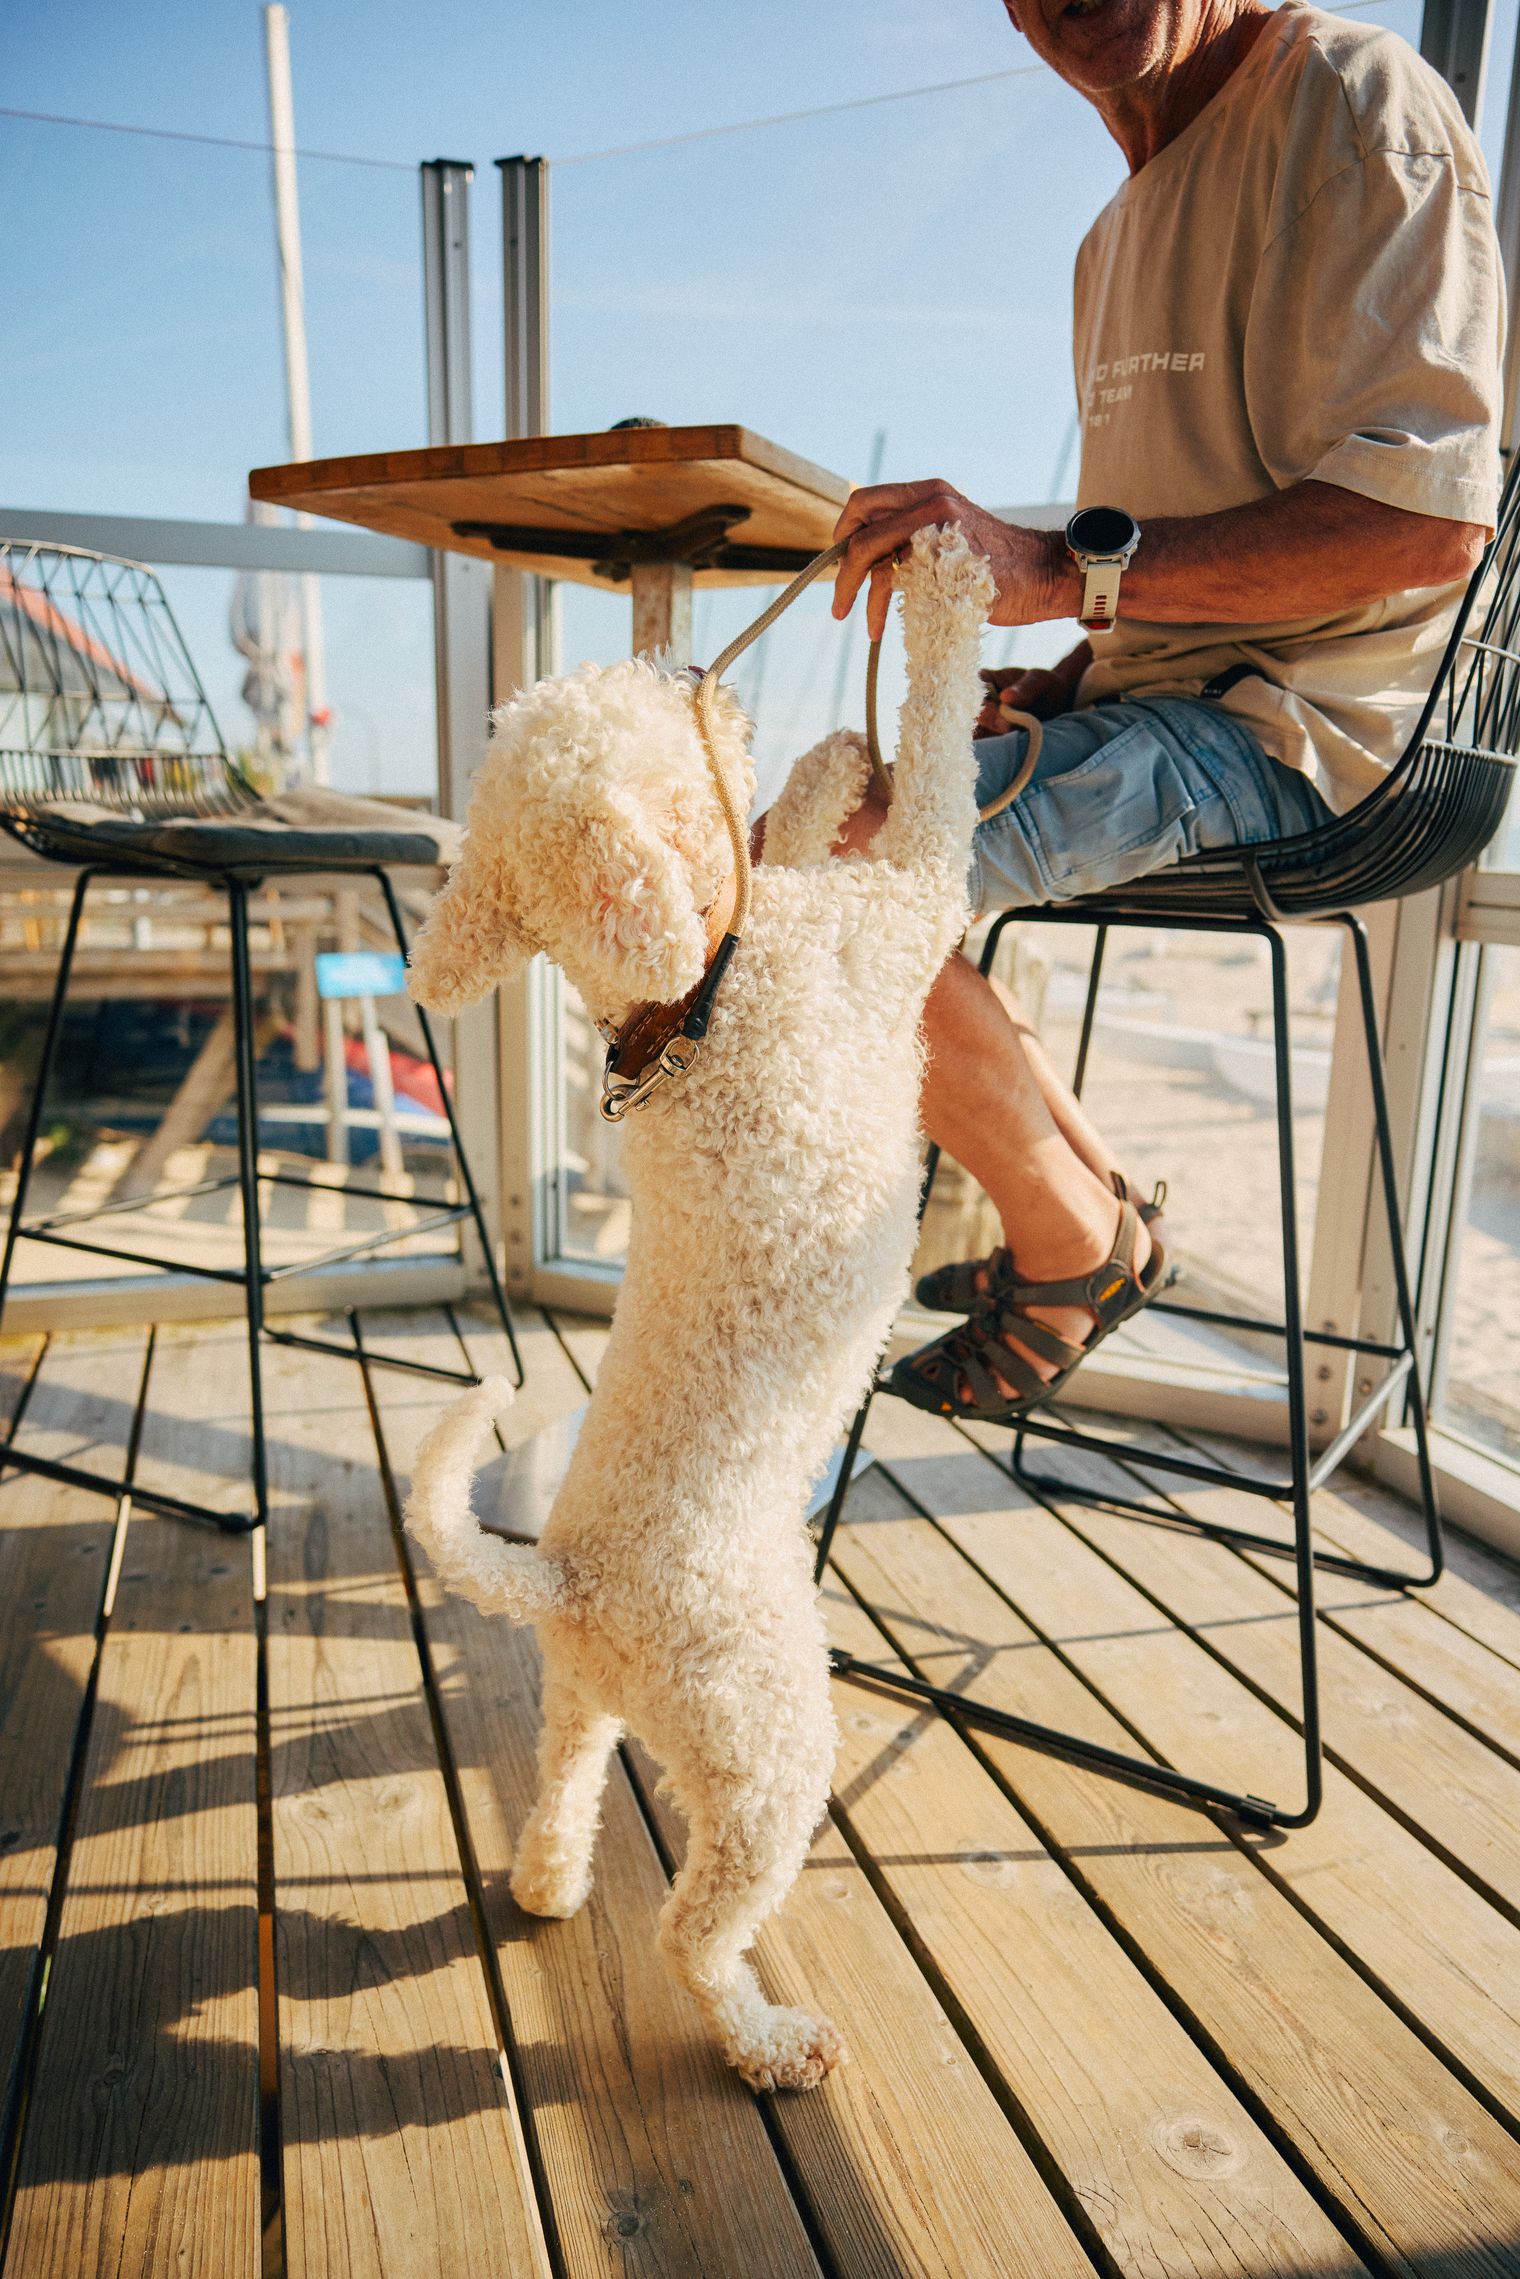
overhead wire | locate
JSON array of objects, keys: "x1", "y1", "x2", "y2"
[
  {"x1": 555, "y1": 62, "x2": 1046, "y2": 165},
  {"x1": 0, "y1": 4, "x2": 1406, "y2": 179},
  {"x1": 0, "y1": 58, "x2": 1048, "y2": 178},
  {"x1": 0, "y1": 102, "x2": 411, "y2": 171}
]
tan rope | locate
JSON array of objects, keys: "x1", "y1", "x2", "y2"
[
  {"x1": 692, "y1": 537, "x2": 1045, "y2": 937},
  {"x1": 695, "y1": 539, "x2": 849, "y2": 937},
  {"x1": 976, "y1": 706, "x2": 1044, "y2": 818},
  {"x1": 864, "y1": 631, "x2": 890, "y2": 802}
]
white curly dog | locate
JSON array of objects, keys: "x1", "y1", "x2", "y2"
[{"x1": 404, "y1": 525, "x2": 992, "y2": 2092}]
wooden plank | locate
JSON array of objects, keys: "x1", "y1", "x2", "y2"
[
  {"x1": 4, "y1": 1324, "x2": 260, "y2": 2278},
  {"x1": 521, "y1": 1312, "x2": 1089, "y2": 2277},
  {"x1": 1322, "y1": 1469, "x2": 1520, "y2": 1665},
  {"x1": 819, "y1": 1585, "x2": 1365, "y2": 2277},
  {"x1": 0, "y1": 1330, "x2": 145, "y2": 2141},
  {"x1": 630, "y1": 1744, "x2": 1092, "y2": 2279},
  {"x1": 828, "y1": 1436, "x2": 1520, "y2": 2272},
  {"x1": 259, "y1": 1324, "x2": 551, "y2": 2279},
  {"x1": 870, "y1": 1399, "x2": 1520, "y2": 2123},
  {"x1": 1159, "y1": 1425, "x2": 1520, "y2": 1768},
  {"x1": 963, "y1": 1417, "x2": 1520, "y2": 1922},
  {"x1": 249, "y1": 425, "x2": 851, "y2": 586},
  {"x1": 1189, "y1": 1433, "x2": 1520, "y2": 1677},
  {"x1": 363, "y1": 1305, "x2": 826, "y2": 2279}
]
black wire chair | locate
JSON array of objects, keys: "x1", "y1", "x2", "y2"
[
  {"x1": 0, "y1": 541, "x2": 521, "y2": 1535},
  {"x1": 817, "y1": 457, "x2": 1520, "y2": 1831}
]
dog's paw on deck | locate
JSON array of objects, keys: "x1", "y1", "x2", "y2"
[{"x1": 733, "y1": 2006, "x2": 847, "y2": 2094}]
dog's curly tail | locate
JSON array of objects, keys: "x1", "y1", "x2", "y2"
[{"x1": 404, "y1": 1376, "x2": 566, "y2": 1623}]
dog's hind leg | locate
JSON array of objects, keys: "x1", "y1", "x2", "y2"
[
  {"x1": 656, "y1": 1798, "x2": 844, "y2": 2092},
  {"x1": 510, "y1": 1669, "x2": 623, "y2": 1920}
]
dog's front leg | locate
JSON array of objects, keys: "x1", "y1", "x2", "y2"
[
  {"x1": 871, "y1": 527, "x2": 995, "y2": 900},
  {"x1": 510, "y1": 1671, "x2": 623, "y2": 1920}
]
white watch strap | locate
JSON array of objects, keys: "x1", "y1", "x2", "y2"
[{"x1": 1080, "y1": 557, "x2": 1124, "y2": 628}]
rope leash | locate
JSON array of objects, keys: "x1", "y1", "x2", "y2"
[{"x1": 602, "y1": 535, "x2": 1045, "y2": 1120}]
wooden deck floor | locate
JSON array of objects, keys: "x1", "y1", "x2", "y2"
[{"x1": 3, "y1": 1304, "x2": 1520, "y2": 2277}]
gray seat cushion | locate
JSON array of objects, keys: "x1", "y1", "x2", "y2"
[{"x1": 18, "y1": 785, "x2": 462, "y2": 874}]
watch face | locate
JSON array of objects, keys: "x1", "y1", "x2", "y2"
[{"x1": 1067, "y1": 505, "x2": 1139, "y2": 557}]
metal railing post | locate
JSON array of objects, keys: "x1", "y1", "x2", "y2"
[{"x1": 494, "y1": 155, "x2": 555, "y2": 1299}]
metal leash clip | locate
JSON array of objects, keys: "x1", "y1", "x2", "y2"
[{"x1": 599, "y1": 1034, "x2": 702, "y2": 1122}]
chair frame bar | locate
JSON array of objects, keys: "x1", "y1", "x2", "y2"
[
  {"x1": 815, "y1": 902, "x2": 1444, "y2": 1831},
  {"x1": 0, "y1": 862, "x2": 522, "y2": 1535}
]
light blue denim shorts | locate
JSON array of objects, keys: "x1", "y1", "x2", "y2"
[{"x1": 969, "y1": 694, "x2": 1330, "y2": 918}]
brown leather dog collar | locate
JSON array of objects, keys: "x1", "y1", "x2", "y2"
[{"x1": 599, "y1": 897, "x2": 741, "y2": 1123}]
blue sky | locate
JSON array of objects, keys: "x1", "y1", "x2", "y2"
[{"x1": 2, "y1": 0, "x2": 1506, "y2": 796}]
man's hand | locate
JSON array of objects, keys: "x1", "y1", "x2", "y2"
[
  {"x1": 974, "y1": 660, "x2": 1085, "y2": 738},
  {"x1": 832, "y1": 480, "x2": 1076, "y2": 640}
]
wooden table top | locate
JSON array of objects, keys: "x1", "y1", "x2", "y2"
[{"x1": 248, "y1": 423, "x2": 852, "y2": 587}]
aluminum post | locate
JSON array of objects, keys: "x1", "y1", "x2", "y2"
[
  {"x1": 420, "y1": 158, "x2": 502, "y2": 1270},
  {"x1": 496, "y1": 156, "x2": 555, "y2": 694}
]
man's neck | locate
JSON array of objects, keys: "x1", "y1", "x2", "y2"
[{"x1": 1096, "y1": 0, "x2": 1275, "y2": 172}]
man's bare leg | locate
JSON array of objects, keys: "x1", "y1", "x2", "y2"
[
  {"x1": 985, "y1": 972, "x2": 1123, "y2": 1189},
  {"x1": 831, "y1": 794, "x2": 1149, "y2": 1390}
]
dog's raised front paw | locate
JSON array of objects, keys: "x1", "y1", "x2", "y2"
[{"x1": 732, "y1": 2007, "x2": 847, "y2": 2094}]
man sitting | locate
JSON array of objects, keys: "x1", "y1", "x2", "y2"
[{"x1": 819, "y1": 0, "x2": 1501, "y2": 1422}]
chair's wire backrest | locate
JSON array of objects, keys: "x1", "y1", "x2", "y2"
[
  {"x1": 1409, "y1": 450, "x2": 1520, "y2": 766},
  {"x1": 0, "y1": 542, "x2": 258, "y2": 822}
]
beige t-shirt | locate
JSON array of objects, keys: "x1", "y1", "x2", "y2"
[{"x1": 1073, "y1": 0, "x2": 1504, "y2": 813}]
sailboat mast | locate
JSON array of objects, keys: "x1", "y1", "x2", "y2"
[{"x1": 263, "y1": 2, "x2": 331, "y2": 784}]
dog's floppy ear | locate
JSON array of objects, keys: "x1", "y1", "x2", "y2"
[
  {"x1": 577, "y1": 796, "x2": 709, "y2": 1006},
  {"x1": 407, "y1": 818, "x2": 537, "y2": 1016}
]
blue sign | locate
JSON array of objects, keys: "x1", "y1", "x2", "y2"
[{"x1": 314, "y1": 951, "x2": 408, "y2": 1001}]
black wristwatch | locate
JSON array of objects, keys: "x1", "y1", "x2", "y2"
[{"x1": 1066, "y1": 505, "x2": 1141, "y2": 630}]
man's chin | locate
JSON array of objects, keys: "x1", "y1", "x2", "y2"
[{"x1": 1040, "y1": 0, "x2": 1170, "y2": 90}]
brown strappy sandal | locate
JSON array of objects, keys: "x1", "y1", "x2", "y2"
[
  {"x1": 890, "y1": 1199, "x2": 1166, "y2": 1423},
  {"x1": 915, "y1": 1173, "x2": 1170, "y2": 1314}
]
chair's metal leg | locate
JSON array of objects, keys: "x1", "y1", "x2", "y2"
[
  {"x1": 229, "y1": 882, "x2": 270, "y2": 1530},
  {"x1": 0, "y1": 868, "x2": 92, "y2": 1329},
  {"x1": 1072, "y1": 922, "x2": 1108, "y2": 1100},
  {"x1": 815, "y1": 1386, "x2": 873, "y2": 1584},
  {"x1": 0, "y1": 865, "x2": 253, "y2": 1532},
  {"x1": 1267, "y1": 926, "x2": 1323, "y2": 1828},
  {"x1": 374, "y1": 870, "x2": 524, "y2": 1389},
  {"x1": 977, "y1": 911, "x2": 1013, "y2": 979},
  {"x1": 1343, "y1": 914, "x2": 1444, "y2": 1584}
]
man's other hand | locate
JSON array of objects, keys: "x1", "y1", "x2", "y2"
[
  {"x1": 975, "y1": 664, "x2": 1071, "y2": 738},
  {"x1": 831, "y1": 480, "x2": 1078, "y2": 640}
]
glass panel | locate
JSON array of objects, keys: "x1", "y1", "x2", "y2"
[
  {"x1": 155, "y1": 565, "x2": 437, "y2": 801},
  {"x1": 558, "y1": 980, "x2": 629, "y2": 1265},
  {"x1": 1479, "y1": 790, "x2": 1520, "y2": 873},
  {"x1": 915, "y1": 920, "x2": 1339, "y2": 1381},
  {"x1": 544, "y1": 71, "x2": 1123, "y2": 1274},
  {"x1": 1, "y1": 122, "x2": 427, "y2": 520},
  {"x1": 1436, "y1": 943, "x2": 1520, "y2": 1466}
]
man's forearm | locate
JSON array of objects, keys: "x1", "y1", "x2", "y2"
[
  {"x1": 832, "y1": 474, "x2": 1487, "y2": 638},
  {"x1": 1042, "y1": 480, "x2": 1487, "y2": 624}
]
